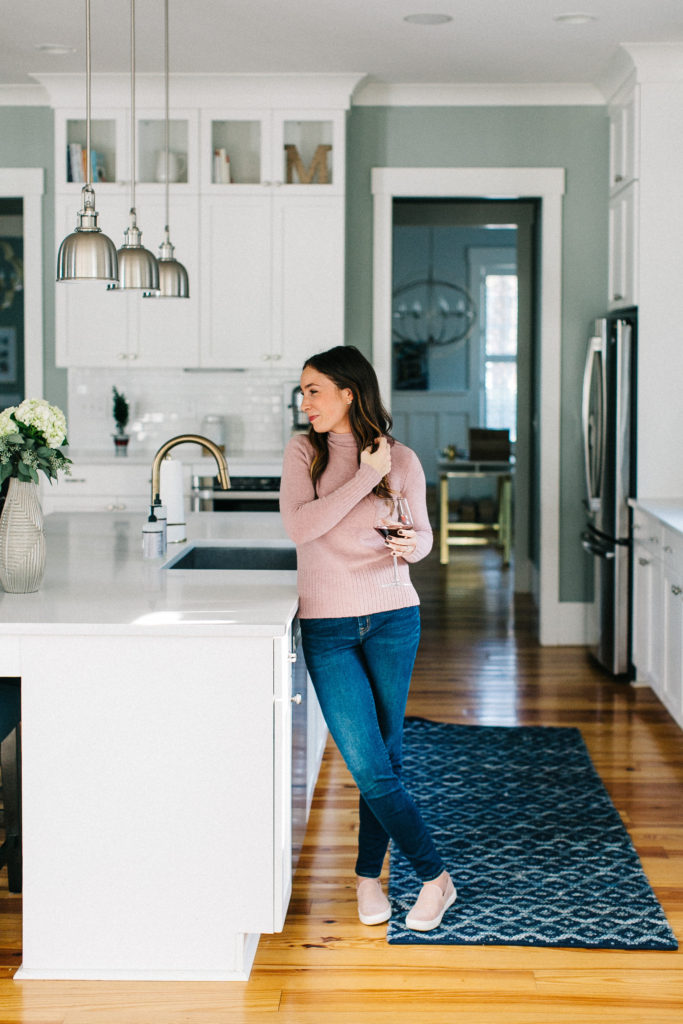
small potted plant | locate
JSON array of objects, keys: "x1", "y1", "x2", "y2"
[{"x1": 112, "y1": 386, "x2": 130, "y2": 456}]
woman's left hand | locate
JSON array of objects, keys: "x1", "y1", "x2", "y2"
[{"x1": 383, "y1": 524, "x2": 418, "y2": 559}]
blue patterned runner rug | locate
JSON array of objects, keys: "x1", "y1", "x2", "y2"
[{"x1": 387, "y1": 719, "x2": 678, "y2": 949}]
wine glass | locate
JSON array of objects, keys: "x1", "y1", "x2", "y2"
[{"x1": 376, "y1": 495, "x2": 414, "y2": 587}]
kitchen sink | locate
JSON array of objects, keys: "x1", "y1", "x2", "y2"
[{"x1": 164, "y1": 543, "x2": 297, "y2": 571}]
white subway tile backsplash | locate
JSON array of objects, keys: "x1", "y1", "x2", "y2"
[{"x1": 67, "y1": 367, "x2": 298, "y2": 455}]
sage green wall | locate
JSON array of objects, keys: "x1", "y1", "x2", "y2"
[
  {"x1": 345, "y1": 105, "x2": 609, "y2": 603},
  {"x1": 0, "y1": 107, "x2": 63, "y2": 412}
]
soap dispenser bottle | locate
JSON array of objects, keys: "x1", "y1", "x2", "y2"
[{"x1": 142, "y1": 507, "x2": 165, "y2": 559}]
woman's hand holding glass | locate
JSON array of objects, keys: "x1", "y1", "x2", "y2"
[{"x1": 377, "y1": 495, "x2": 414, "y2": 587}]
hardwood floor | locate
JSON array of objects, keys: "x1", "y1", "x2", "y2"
[{"x1": 1, "y1": 545, "x2": 682, "y2": 1022}]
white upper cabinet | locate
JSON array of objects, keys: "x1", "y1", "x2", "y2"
[
  {"x1": 608, "y1": 80, "x2": 640, "y2": 195},
  {"x1": 607, "y1": 78, "x2": 640, "y2": 310},
  {"x1": 200, "y1": 107, "x2": 345, "y2": 193},
  {"x1": 43, "y1": 73, "x2": 362, "y2": 370}
]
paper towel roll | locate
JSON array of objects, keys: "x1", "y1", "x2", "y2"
[{"x1": 159, "y1": 458, "x2": 186, "y2": 543}]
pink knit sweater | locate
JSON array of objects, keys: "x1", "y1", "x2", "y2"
[{"x1": 279, "y1": 432, "x2": 433, "y2": 618}]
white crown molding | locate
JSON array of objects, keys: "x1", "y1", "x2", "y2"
[
  {"x1": 353, "y1": 81, "x2": 604, "y2": 107},
  {"x1": 0, "y1": 83, "x2": 49, "y2": 106},
  {"x1": 30, "y1": 72, "x2": 367, "y2": 110},
  {"x1": 599, "y1": 42, "x2": 683, "y2": 100}
]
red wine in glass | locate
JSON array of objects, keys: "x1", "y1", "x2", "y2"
[{"x1": 378, "y1": 496, "x2": 413, "y2": 586}]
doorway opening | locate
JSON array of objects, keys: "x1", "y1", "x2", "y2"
[
  {"x1": 0, "y1": 198, "x2": 24, "y2": 409},
  {"x1": 390, "y1": 198, "x2": 537, "y2": 593}
]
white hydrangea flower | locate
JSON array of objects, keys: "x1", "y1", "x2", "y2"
[
  {"x1": 0, "y1": 406, "x2": 17, "y2": 437},
  {"x1": 14, "y1": 398, "x2": 68, "y2": 448}
]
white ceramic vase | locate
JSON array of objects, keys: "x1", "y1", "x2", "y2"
[{"x1": 0, "y1": 477, "x2": 46, "y2": 593}]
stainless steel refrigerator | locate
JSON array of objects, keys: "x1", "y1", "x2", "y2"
[{"x1": 581, "y1": 308, "x2": 638, "y2": 676}]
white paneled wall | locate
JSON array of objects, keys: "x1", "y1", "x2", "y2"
[{"x1": 68, "y1": 367, "x2": 298, "y2": 454}]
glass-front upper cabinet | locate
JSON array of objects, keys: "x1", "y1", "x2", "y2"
[
  {"x1": 201, "y1": 109, "x2": 345, "y2": 193},
  {"x1": 135, "y1": 111, "x2": 195, "y2": 186},
  {"x1": 57, "y1": 110, "x2": 127, "y2": 191}
]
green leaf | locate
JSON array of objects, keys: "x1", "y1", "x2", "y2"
[{"x1": 0, "y1": 464, "x2": 13, "y2": 484}]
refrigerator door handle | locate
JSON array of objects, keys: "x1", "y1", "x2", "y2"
[
  {"x1": 581, "y1": 530, "x2": 616, "y2": 559},
  {"x1": 582, "y1": 334, "x2": 604, "y2": 513}
]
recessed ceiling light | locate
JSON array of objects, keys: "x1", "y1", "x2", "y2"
[
  {"x1": 403, "y1": 13, "x2": 453, "y2": 25},
  {"x1": 35, "y1": 43, "x2": 76, "y2": 56},
  {"x1": 553, "y1": 12, "x2": 598, "y2": 24}
]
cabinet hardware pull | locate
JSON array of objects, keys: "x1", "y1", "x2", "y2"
[
  {"x1": 664, "y1": 545, "x2": 673, "y2": 553},
  {"x1": 65, "y1": 478, "x2": 88, "y2": 484},
  {"x1": 638, "y1": 557, "x2": 650, "y2": 566},
  {"x1": 287, "y1": 652, "x2": 297, "y2": 663},
  {"x1": 262, "y1": 354, "x2": 271, "y2": 360},
  {"x1": 118, "y1": 353, "x2": 127, "y2": 360},
  {"x1": 672, "y1": 585, "x2": 682, "y2": 596},
  {"x1": 291, "y1": 693, "x2": 302, "y2": 704},
  {"x1": 614, "y1": 173, "x2": 624, "y2": 183},
  {"x1": 613, "y1": 293, "x2": 624, "y2": 301},
  {"x1": 129, "y1": 353, "x2": 138, "y2": 360},
  {"x1": 650, "y1": 536, "x2": 659, "y2": 544}
]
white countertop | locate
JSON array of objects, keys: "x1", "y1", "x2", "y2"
[
  {"x1": 0, "y1": 511, "x2": 298, "y2": 637},
  {"x1": 629, "y1": 498, "x2": 683, "y2": 536}
]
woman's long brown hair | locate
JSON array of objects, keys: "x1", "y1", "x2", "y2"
[{"x1": 302, "y1": 345, "x2": 394, "y2": 503}]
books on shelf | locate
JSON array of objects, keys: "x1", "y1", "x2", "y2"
[
  {"x1": 66, "y1": 144, "x2": 107, "y2": 183},
  {"x1": 213, "y1": 148, "x2": 231, "y2": 184}
]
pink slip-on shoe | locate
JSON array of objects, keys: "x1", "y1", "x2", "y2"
[
  {"x1": 405, "y1": 874, "x2": 457, "y2": 932},
  {"x1": 356, "y1": 876, "x2": 391, "y2": 925}
]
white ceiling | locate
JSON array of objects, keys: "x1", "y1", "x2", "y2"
[{"x1": 2, "y1": 1, "x2": 683, "y2": 90}]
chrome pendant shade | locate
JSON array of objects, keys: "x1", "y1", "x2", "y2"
[
  {"x1": 57, "y1": 185, "x2": 119, "y2": 282},
  {"x1": 117, "y1": 209, "x2": 160, "y2": 291},
  {"x1": 115, "y1": 0, "x2": 159, "y2": 292},
  {"x1": 56, "y1": 1, "x2": 118, "y2": 283},
  {"x1": 146, "y1": 229, "x2": 189, "y2": 298}
]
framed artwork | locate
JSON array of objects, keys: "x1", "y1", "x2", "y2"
[{"x1": 0, "y1": 327, "x2": 17, "y2": 384}]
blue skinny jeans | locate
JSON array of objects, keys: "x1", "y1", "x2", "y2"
[{"x1": 300, "y1": 606, "x2": 444, "y2": 882}]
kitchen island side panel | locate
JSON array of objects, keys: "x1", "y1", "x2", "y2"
[{"x1": 19, "y1": 634, "x2": 276, "y2": 977}]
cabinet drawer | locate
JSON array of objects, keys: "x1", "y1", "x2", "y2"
[
  {"x1": 632, "y1": 510, "x2": 663, "y2": 557},
  {"x1": 47, "y1": 464, "x2": 152, "y2": 498},
  {"x1": 662, "y1": 526, "x2": 683, "y2": 575}
]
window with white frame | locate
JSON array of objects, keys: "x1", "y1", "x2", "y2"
[{"x1": 469, "y1": 248, "x2": 518, "y2": 443}]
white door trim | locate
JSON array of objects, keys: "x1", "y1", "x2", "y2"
[
  {"x1": 0, "y1": 168, "x2": 45, "y2": 399},
  {"x1": 371, "y1": 167, "x2": 568, "y2": 645}
]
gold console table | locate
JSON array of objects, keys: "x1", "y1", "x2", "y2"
[{"x1": 438, "y1": 460, "x2": 513, "y2": 566}]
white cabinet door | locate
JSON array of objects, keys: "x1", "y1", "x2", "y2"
[
  {"x1": 199, "y1": 194, "x2": 273, "y2": 368},
  {"x1": 133, "y1": 194, "x2": 200, "y2": 367},
  {"x1": 608, "y1": 182, "x2": 639, "y2": 310},
  {"x1": 55, "y1": 191, "x2": 135, "y2": 367},
  {"x1": 200, "y1": 194, "x2": 344, "y2": 370},
  {"x1": 663, "y1": 563, "x2": 683, "y2": 723},
  {"x1": 609, "y1": 83, "x2": 640, "y2": 194},
  {"x1": 56, "y1": 191, "x2": 201, "y2": 368},
  {"x1": 632, "y1": 540, "x2": 656, "y2": 685},
  {"x1": 272, "y1": 633, "x2": 293, "y2": 933},
  {"x1": 272, "y1": 196, "x2": 345, "y2": 368}
]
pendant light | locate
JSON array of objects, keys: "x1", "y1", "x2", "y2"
[
  {"x1": 114, "y1": 0, "x2": 159, "y2": 292},
  {"x1": 56, "y1": 0, "x2": 118, "y2": 283},
  {"x1": 144, "y1": 0, "x2": 189, "y2": 299}
]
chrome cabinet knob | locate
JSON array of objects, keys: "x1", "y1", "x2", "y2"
[{"x1": 291, "y1": 692, "x2": 302, "y2": 704}]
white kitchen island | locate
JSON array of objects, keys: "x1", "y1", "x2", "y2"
[{"x1": 0, "y1": 511, "x2": 325, "y2": 981}]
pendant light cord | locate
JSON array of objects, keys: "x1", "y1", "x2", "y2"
[
  {"x1": 85, "y1": 0, "x2": 92, "y2": 188},
  {"x1": 164, "y1": 0, "x2": 170, "y2": 231},
  {"x1": 130, "y1": 0, "x2": 136, "y2": 214}
]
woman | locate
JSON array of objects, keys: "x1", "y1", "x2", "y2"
[{"x1": 279, "y1": 345, "x2": 455, "y2": 932}]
